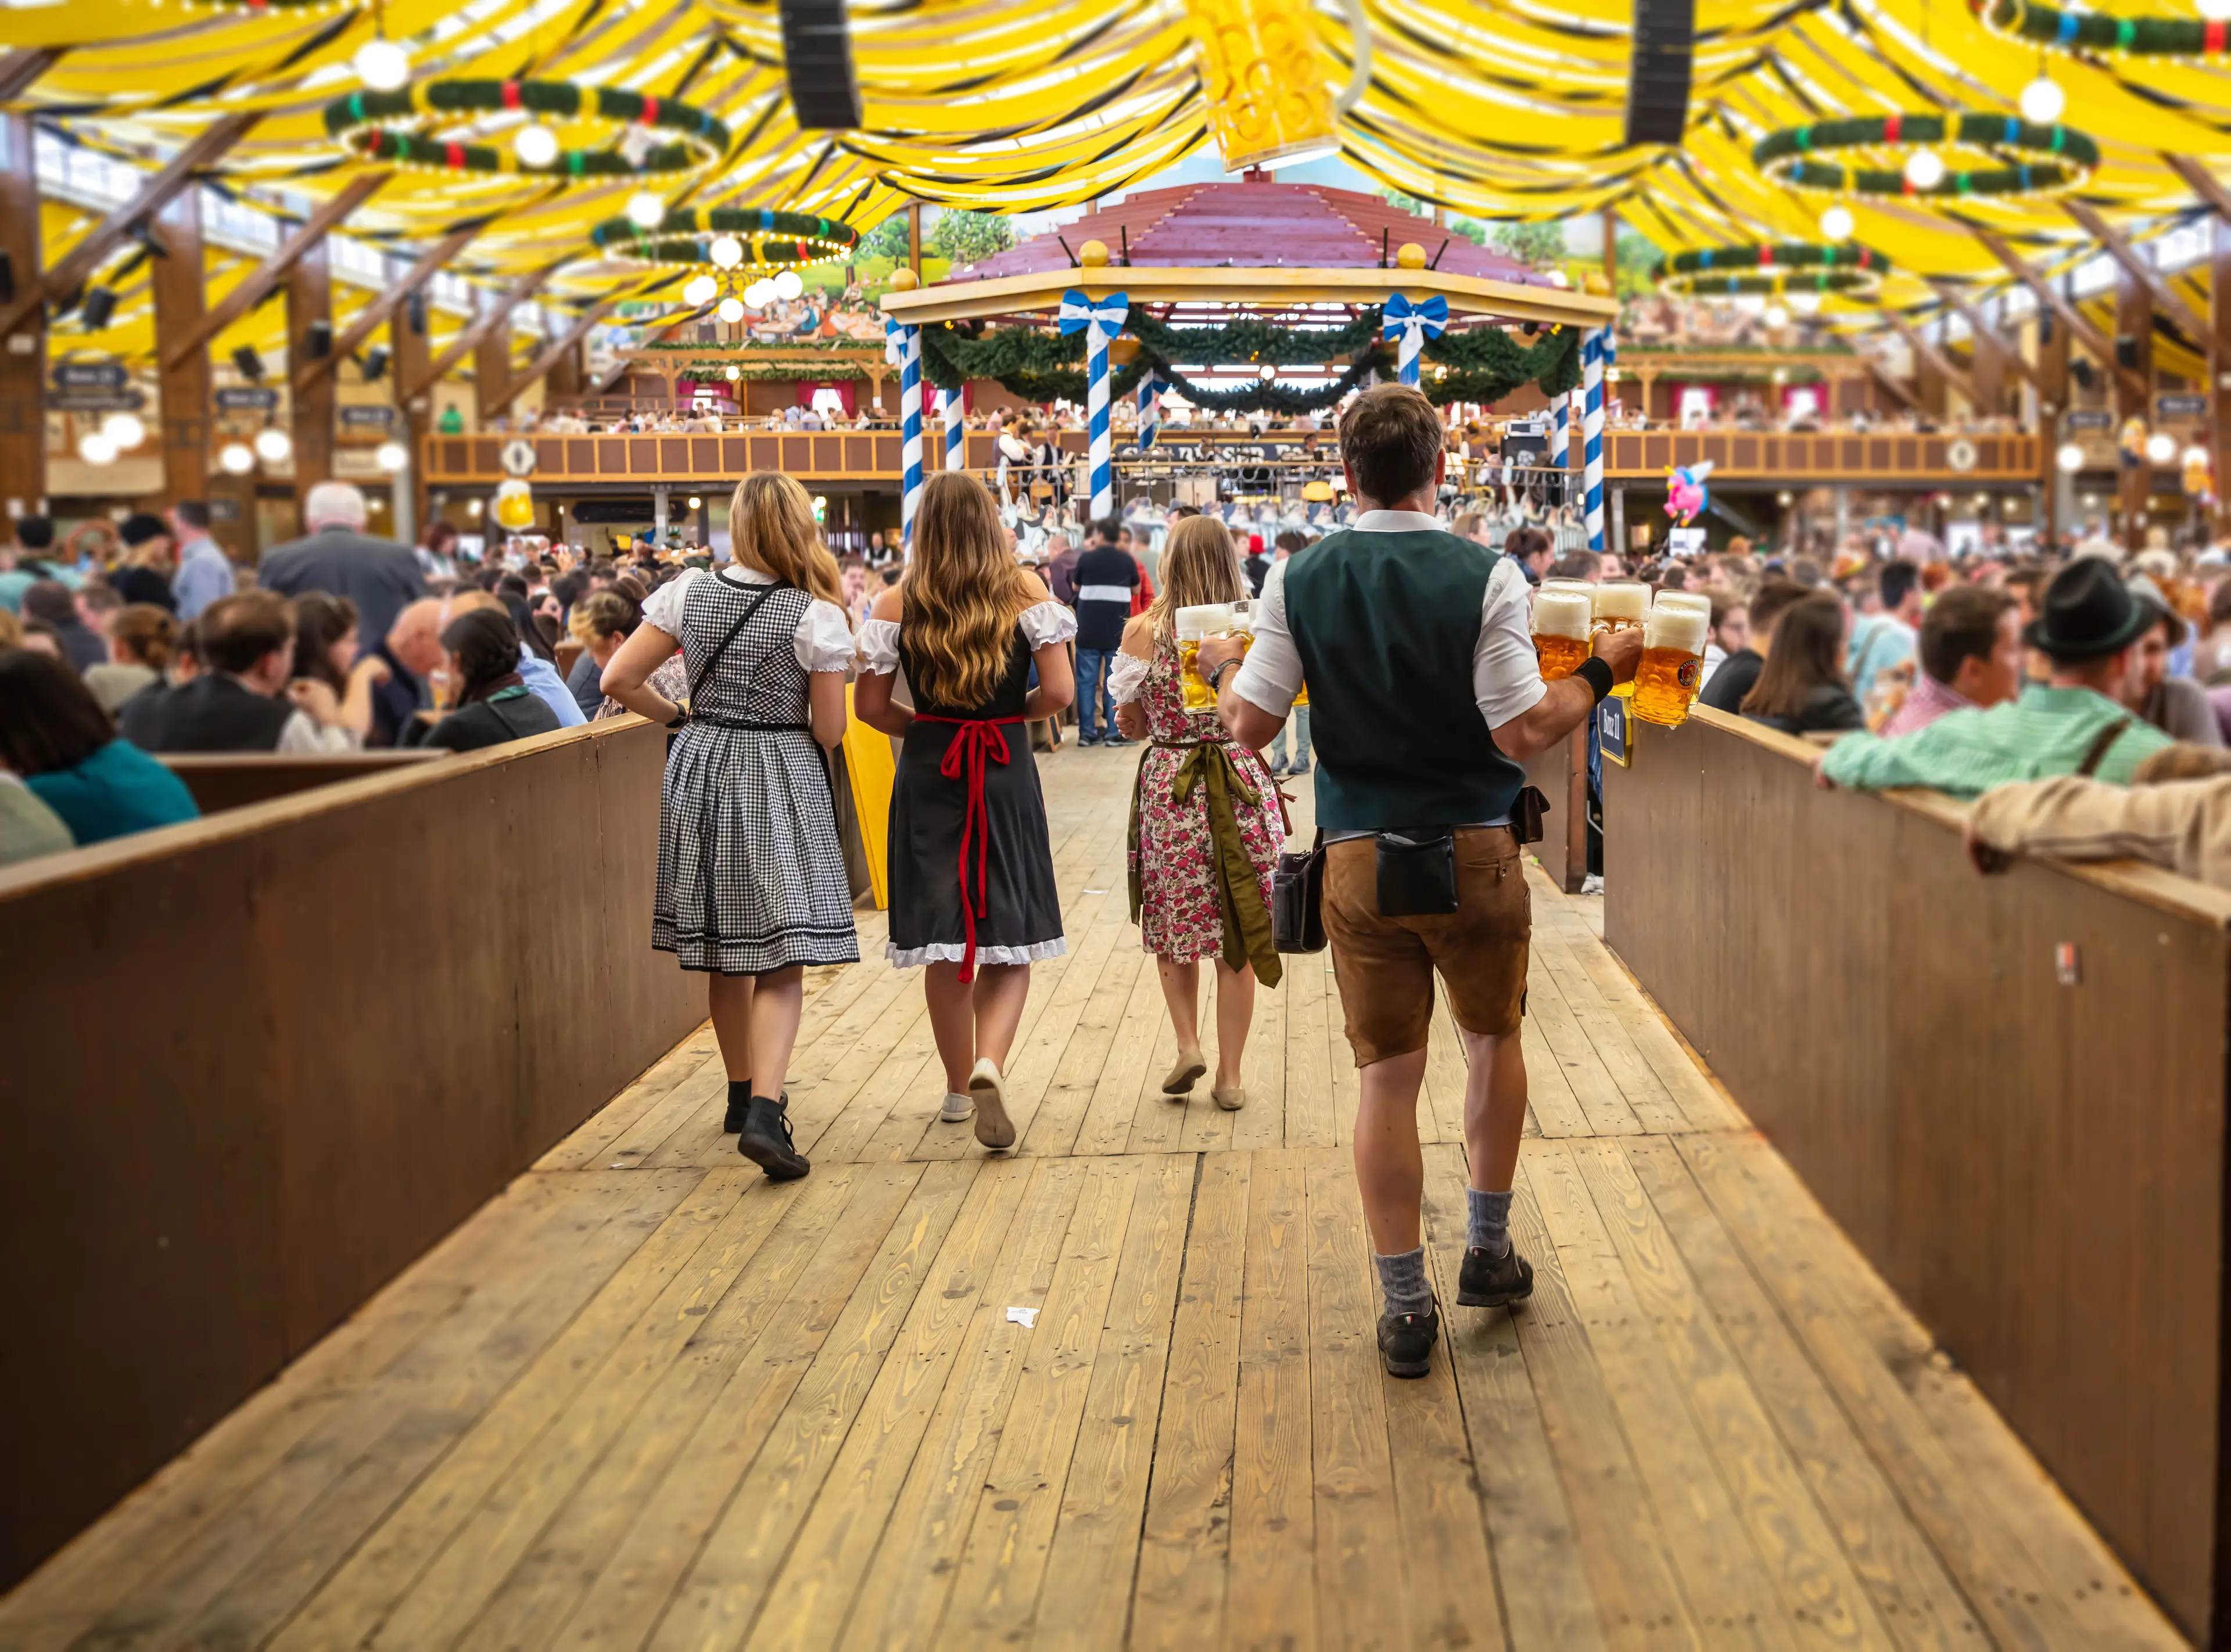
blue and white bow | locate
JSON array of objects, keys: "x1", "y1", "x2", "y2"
[
  {"x1": 1382, "y1": 293, "x2": 1448, "y2": 347},
  {"x1": 1058, "y1": 290, "x2": 1129, "y2": 345},
  {"x1": 884, "y1": 316, "x2": 906, "y2": 366}
]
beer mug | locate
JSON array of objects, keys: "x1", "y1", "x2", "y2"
[
  {"x1": 1178, "y1": 602, "x2": 1245, "y2": 712},
  {"x1": 1531, "y1": 582, "x2": 1593, "y2": 680},
  {"x1": 1633, "y1": 592, "x2": 1710, "y2": 727},
  {"x1": 1592, "y1": 581, "x2": 1649, "y2": 698}
]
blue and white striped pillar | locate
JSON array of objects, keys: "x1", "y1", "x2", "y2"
[
  {"x1": 940, "y1": 385, "x2": 965, "y2": 472},
  {"x1": 1581, "y1": 328, "x2": 1613, "y2": 553},
  {"x1": 1059, "y1": 288, "x2": 1128, "y2": 522},
  {"x1": 898, "y1": 326, "x2": 924, "y2": 548},
  {"x1": 1136, "y1": 372, "x2": 1167, "y2": 450},
  {"x1": 1550, "y1": 393, "x2": 1569, "y2": 469}
]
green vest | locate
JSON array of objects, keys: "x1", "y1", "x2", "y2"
[{"x1": 1281, "y1": 527, "x2": 1527, "y2": 831}]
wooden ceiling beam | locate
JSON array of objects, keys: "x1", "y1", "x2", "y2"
[
  {"x1": 1974, "y1": 227, "x2": 2147, "y2": 401},
  {"x1": 1926, "y1": 279, "x2": 2040, "y2": 389},
  {"x1": 1861, "y1": 354, "x2": 1920, "y2": 411},
  {"x1": 587, "y1": 301, "x2": 713, "y2": 396},
  {"x1": 162, "y1": 170, "x2": 389, "y2": 369},
  {"x1": 403, "y1": 262, "x2": 557, "y2": 400},
  {"x1": 484, "y1": 295, "x2": 626, "y2": 416},
  {"x1": 2063, "y1": 197, "x2": 2207, "y2": 340},
  {"x1": 2164, "y1": 154, "x2": 2231, "y2": 228},
  {"x1": 295, "y1": 222, "x2": 481, "y2": 388},
  {"x1": 1880, "y1": 309, "x2": 1981, "y2": 409},
  {"x1": 0, "y1": 109, "x2": 260, "y2": 341},
  {"x1": 0, "y1": 47, "x2": 64, "y2": 102}
]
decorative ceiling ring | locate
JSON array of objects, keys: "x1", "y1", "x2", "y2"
[
  {"x1": 589, "y1": 206, "x2": 862, "y2": 268},
  {"x1": 323, "y1": 79, "x2": 729, "y2": 179},
  {"x1": 1752, "y1": 112, "x2": 2099, "y2": 198},
  {"x1": 1970, "y1": 0, "x2": 2231, "y2": 57},
  {"x1": 1654, "y1": 241, "x2": 1891, "y2": 298}
]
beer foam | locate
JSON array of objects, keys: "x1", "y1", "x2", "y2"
[
  {"x1": 1532, "y1": 588, "x2": 1593, "y2": 640},
  {"x1": 1593, "y1": 581, "x2": 1648, "y2": 622},
  {"x1": 1177, "y1": 603, "x2": 1235, "y2": 640},
  {"x1": 1645, "y1": 601, "x2": 1709, "y2": 653}
]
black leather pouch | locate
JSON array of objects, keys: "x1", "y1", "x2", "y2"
[
  {"x1": 1375, "y1": 828, "x2": 1460, "y2": 917},
  {"x1": 1511, "y1": 785, "x2": 1548, "y2": 846}
]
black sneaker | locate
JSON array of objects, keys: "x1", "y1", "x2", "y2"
[
  {"x1": 1078, "y1": 734, "x2": 1104, "y2": 747},
  {"x1": 737, "y1": 1094, "x2": 810, "y2": 1180},
  {"x1": 1104, "y1": 735, "x2": 1134, "y2": 748},
  {"x1": 1457, "y1": 1245, "x2": 1534, "y2": 1309},
  {"x1": 723, "y1": 1086, "x2": 787, "y2": 1134},
  {"x1": 1377, "y1": 1296, "x2": 1440, "y2": 1378}
]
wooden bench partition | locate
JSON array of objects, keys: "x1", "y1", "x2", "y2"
[
  {"x1": 159, "y1": 748, "x2": 452, "y2": 813},
  {"x1": 1602, "y1": 705, "x2": 2231, "y2": 1644},
  {"x1": 1523, "y1": 723, "x2": 1589, "y2": 893},
  {"x1": 0, "y1": 718, "x2": 701, "y2": 1592}
]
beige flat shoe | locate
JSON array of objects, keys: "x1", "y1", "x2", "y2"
[
  {"x1": 968, "y1": 1057, "x2": 1015, "y2": 1150},
  {"x1": 1162, "y1": 1048, "x2": 1207, "y2": 1096},
  {"x1": 1213, "y1": 1085, "x2": 1247, "y2": 1111}
]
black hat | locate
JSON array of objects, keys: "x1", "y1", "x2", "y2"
[
  {"x1": 2024, "y1": 558, "x2": 2151, "y2": 660},
  {"x1": 117, "y1": 511, "x2": 168, "y2": 547}
]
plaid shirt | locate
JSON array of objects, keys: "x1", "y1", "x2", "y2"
[{"x1": 1820, "y1": 683, "x2": 2172, "y2": 799}]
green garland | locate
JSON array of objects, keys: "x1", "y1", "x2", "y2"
[
  {"x1": 1753, "y1": 113, "x2": 2098, "y2": 197},
  {"x1": 663, "y1": 361, "x2": 870, "y2": 383},
  {"x1": 589, "y1": 207, "x2": 859, "y2": 269},
  {"x1": 1653, "y1": 242, "x2": 1889, "y2": 298},
  {"x1": 322, "y1": 80, "x2": 729, "y2": 179},
  {"x1": 915, "y1": 306, "x2": 1580, "y2": 412},
  {"x1": 1968, "y1": 0, "x2": 2231, "y2": 55}
]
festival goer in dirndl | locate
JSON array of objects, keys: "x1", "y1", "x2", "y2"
[
  {"x1": 1111, "y1": 514, "x2": 1284, "y2": 1110},
  {"x1": 854, "y1": 471, "x2": 1077, "y2": 1150},
  {"x1": 601, "y1": 472, "x2": 858, "y2": 1182}
]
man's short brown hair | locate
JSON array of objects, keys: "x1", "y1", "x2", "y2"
[
  {"x1": 1746, "y1": 578, "x2": 1810, "y2": 643},
  {"x1": 1338, "y1": 384, "x2": 1443, "y2": 505},
  {"x1": 1918, "y1": 583, "x2": 2017, "y2": 686},
  {"x1": 199, "y1": 590, "x2": 295, "y2": 675}
]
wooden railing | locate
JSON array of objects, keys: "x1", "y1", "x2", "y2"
[
  {"x1": 422, "y1": 426, "x2": 2045, "y2": 490},
  {"x1": 0, "y1": 719, "x2": 701, "y2": 1590},
  {"x1": 1601, "y1": 706, "x2": 2231, "y2": 1644}
]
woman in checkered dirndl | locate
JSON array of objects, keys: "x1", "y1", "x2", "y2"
[
  {"x1": 600, "y1": 473, "x2": 859, "y2": 1184},
  {"x1": 854, "y1": 472, "x2": 1078, "y2": 1154}
]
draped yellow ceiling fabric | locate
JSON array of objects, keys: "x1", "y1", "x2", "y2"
[{"x1": 6, "y1": 0, "x2": 2231, "y2": 349}]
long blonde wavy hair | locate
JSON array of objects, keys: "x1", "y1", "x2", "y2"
[
  {"x1": 1143, "y1": 514, "x2": 1247, "y2": 638},
  {"x1": 728, "y1": 472, "x2": 849, "y2": 622},
  {"x1": 902, "y1": 471, "x2": 1032, "y2": 709}
]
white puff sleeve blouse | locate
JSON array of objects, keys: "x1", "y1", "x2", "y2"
[{"x1": 642, "y1": 566, "x2": 856, "y2": 672}]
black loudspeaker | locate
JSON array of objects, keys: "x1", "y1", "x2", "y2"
[
  {"x1": 779, "y1": 0, "x2": 862, "y2": 128},
  {"x1": 307, "y1": 318, "x2": 332, "y2": 358},
  {"x1": 2038, "y1": 310, "x2": 2054, "y2": 344},
  {"x1": 406, "y1": 289, "x2": 428, "y2": 335},
  {"x1": 80, "y1": 286, "x2": 116, "y2": 331},
  {"x1": 362, "y1": 344, "x2": 390, "y2": 382},
  {"x1": 0, "y1": 251, "x2": 13, "y2": 306},
  {"x1": 232, "y1": 344, "x2": 264, "y2": 382},
  {"x1": 1624, "y1": 0, "x2": 1695, "y2": 146},
  {"x1": 2071, "y1": 357, "x2": 2097, "y2": 391},
  {"x1": 2116, "y1": 333, "x2": 2140, "y2": 370}
]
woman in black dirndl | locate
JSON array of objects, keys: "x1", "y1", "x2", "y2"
[
  {"x1": 601, "y1": 472, "x2": 859, "y2": 1181},
  {"x1": 855, "y1": 471, "x2": 1077, "y2": 1150}
]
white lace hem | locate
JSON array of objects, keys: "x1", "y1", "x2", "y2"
[
  {"x1": 885, "y1": 938, "x2": 1068, "y2": 969},
  {"x1": 1107, "y1": 651, "x2": 1152, "y2": 704}
]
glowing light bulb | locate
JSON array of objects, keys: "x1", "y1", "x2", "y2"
[
  {"x1": 709, "y1": 234, "x2": 743, "y2": 269},
  {"x1": 1819, "y1": 204, "x2": 1855, "y2": 242},
  {"x1": 1904, "y1": 149, "x2": 1946, "y2": 191},
  {"x1": 76, "y1": 432, "x2": 117, "y2": 466},
  {"x1": 2202, "y1": 0, "x2": 2231, "y2": 21},
  {"x1": 686, "y1": 495, "x2": 701, "y2": 508},
  {"x1": 514, "y1": 123, "x2": 559, "y2": 168},
  {"x1": 219, "y1": 441, "x2": 256, "y2": 475},
  {"x1": 747, "y1": 279, "x2": 773, "y2": 306},
  {"x1": 2056, "y1": 441, "x2": 2086, "y2": 473},
  {"x1": 254, "y1": 427, "x2": 292, "y2": 463},
  {"x1": 717, "y1": 296, "x2": 745, "y2": 323},
  {"x1": 683, "y1": 274, "x2": 718, "y2": 306},
  {"x1": 627, "y1": 192, "x2": 665, "y2": 229},
  {"x1": 353, "y1": 37, "x2": 409, "y2": 92},
  {"x1": 101, "y1": 411, "x2": 145, "y2": 450},
  {"x1": 772, "y1": 269, "x2": 803, "y2": 300},
  {"x1": 1763, "y1": 302, "x2": 1791, "y2": 328},
  {"x1": 2019, "y1": 77, "x2": 2065, "y2": 124},
  {"x1": 375, "y1": 440, "x2": 408, "y2": 472},
  {"x1": 2146, "y1": 430, "x2": 2178, "y2": 464},
  {"x1": 724, "y1": 365, "x2": 741, "y2": 380}
]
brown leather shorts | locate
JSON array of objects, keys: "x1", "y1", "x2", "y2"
[{"x1": 1322, "y1": 826, "x2": 1530, "y2": 1066}]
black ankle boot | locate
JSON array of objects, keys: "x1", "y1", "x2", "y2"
[
  {"x1": 737, "y1": 1094, "x2": 810, "y2": 1181},
  {"x1": 723, "y1": 1081, "x2": 750, "y2": 1134}
]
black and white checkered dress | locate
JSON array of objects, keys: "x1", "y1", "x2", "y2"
[{"x1": 651, "y1": 568, "x2": 860, "y2": 975}]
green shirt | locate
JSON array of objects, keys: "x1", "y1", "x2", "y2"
[{"x1": 1819, "y1": 683, "x2": 2172, "y2": 799}]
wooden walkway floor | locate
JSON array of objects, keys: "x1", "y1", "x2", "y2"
[{"x1": 0, "y1": 746, "x2": 2189, "y2": 1651}]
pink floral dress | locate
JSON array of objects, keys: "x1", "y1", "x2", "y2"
[{"x1": 1122, "y1": 634, "x2": 1285, "y2": 973}]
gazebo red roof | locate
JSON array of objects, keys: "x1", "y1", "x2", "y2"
[{"x1": 945, "y1": 171, "x2": 1551, "y2": 287}]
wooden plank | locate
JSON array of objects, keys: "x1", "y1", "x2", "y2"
[
  {"x1": 1131, "y1": 1152, "x2": 1251, "y2": 1649},
  {"x1": 163, "y1": 172, "x2": 390, "y2": 368},
  {"x1": 1228, "y1": 957, "x2": 1291, "y2": 1152},
  {"x1": 934, "y1": 1156, "x2": 1144, "y2": 1643},
  {"x1": 1420, "y1": 1145, "x2": 1606, "y2": 1652},
  {"x1": 1572, "y1": 1141, "x2": 1893, "y2": 1650},
  {"x1": 1285, "y1": 955, "x2": 1336, "y2": 1150},
  {"x1": 1035, "y1": 1153, "x2": 1195, "y2": 1649},
  {"x1": 1070, "y1": 943, "x2": 1172, "y2": 1155},
  {"x1": 1532, "y1": 928, "x2": 1688, "y2": 1134},
  {"x1": 1525, "y1": 970, "x2": 1645, "y2": 1137},
  {"x1": 835, "y1": 1158, "x2": 1089, "y2": 1652},
  {"x1": 647, "y1": 1159, "x2": 977, "y2": 1649},
  {"x1": 1225, "y1": 1148, "x2": 1318, "y2": 1652}
]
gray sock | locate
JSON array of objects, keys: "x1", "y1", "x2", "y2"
[
  {"x1": 1467, "y1": 1187, "x2": 1513, "y2": 1258},
  {"x1": 1375, "y1": 1247, "x2": 1433, "y2": 1316}
]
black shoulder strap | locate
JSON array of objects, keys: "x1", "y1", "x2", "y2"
[
  {"x1": 2076, "y1": 716, "x2": 2134, "y2": 779},
  {"x1": 686, "y1": 579, "x2": 790, "y2": 709}
]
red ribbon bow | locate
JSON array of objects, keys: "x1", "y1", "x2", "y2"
[{"x1": 918, "y1": 715, "x2": 1023, "y2": 982}]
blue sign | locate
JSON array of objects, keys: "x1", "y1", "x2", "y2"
[
  {"x1": 340, "y1": 405, "x2": 395, "y2": 427},
  {"x1": 52, "y1": 362, "x2": 126, "y2": 390},
  {"x1": 2157, "y1": 393, "x2": 2209, "y2": 419},
  {"x1": 215, "y1": 387, "x2": 279, "y2": 410},
  {"x1": 1599, "y1": 695, "x2": 1632, "y2": 768},
  {"x1": 2065, "y1": 410, "x2": 2114, "y2": 432}
]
